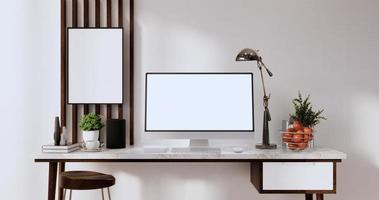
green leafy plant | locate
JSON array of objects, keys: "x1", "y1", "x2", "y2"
[
  {"x1": 79, "y1": 113, "x2": 104, "y2": 131},
  {"x1": 290, "y1": 92, "x2": 327, "y2": 127}
]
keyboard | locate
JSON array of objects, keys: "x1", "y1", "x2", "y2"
[{"x1": 171, "y1": 147, "x2": 221, "y2": 154}]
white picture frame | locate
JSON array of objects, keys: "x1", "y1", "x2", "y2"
[{"x1": 67, "y1": 28, "x2": 123, "y2": 104}]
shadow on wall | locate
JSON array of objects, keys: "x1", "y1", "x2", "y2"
[{"x1": 111, "y1": 0, "x2": 379, "y2": 200}]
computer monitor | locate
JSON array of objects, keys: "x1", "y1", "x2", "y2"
[{"x1": 144, "y1": 73, "x2": 255, "y2": 146}]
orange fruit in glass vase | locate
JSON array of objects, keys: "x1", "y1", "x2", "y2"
[
  {"x1": 298, "y1": 143, "x2": 308, "y2": 150},
  {"x1": 293, "y1": 121, "x2": 304, "y2": 131},
  {"x1": 288, "y1": 143, "x2": 298, "y2": 150},
  {"x1": 304, "y1": 127, "x2": 314, "y2": 141},
  {"x1": 287, "y1": 127, "x2": 296, "y2": 133},
  {"x1": 304, "y1": 127, "x2": 313, "y2": 134},
  {"x1": 303, "y1": 133, "x2": 309, "y2": 142},
  {"x1": 292, "y1": 133, "x2": 303, "y2": 143},
  {"x1": 282, "y1": 133, "x2": 292, "y2": 142}
]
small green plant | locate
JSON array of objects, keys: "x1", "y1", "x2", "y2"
[
  {"x1": 290, "y1": 92, "x2": 327, "y2": 127},
  {"x1": 79, "y1": 113, "x2": 104, "y2": 131}
]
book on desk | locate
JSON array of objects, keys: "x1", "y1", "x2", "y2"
[{"x1": 42, "y1": 143, "x2": 80, "y2": 153}]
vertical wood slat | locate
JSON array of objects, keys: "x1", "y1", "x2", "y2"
[
  {"x1": 118, "y1": 0, "x2": 124, "y2": 119},
  {"x1": 129, "y1": 0, "x2": 135, "y2": 145},
  {"x1": 83, "y1": 0, "x2": 90, "y2": 114},
  {"x1": 95, "y1": 0, "x2": 101, "y2": 116},
  {"x1": 72, "y1": 0, "x2": 78, "y2": 27},
  {"x1": 106, "y1": 0, "x2": 112, "y2": 120},
  {"x1": 107, "y1": 0, "x2": 112, "y2": 27},
  {"x1": 71, "y1": 0, "x2": 79, "y2": 144},
  {"x1": 95, "y1": 0, "x2": 101, "y2": 27},
  {"x1": 95, "y1": 0, "x2": 101, "y2": 115},
  {"x1": 83, "y1": 0, "x2": 89, "y2": 27},
  {"x1": 60, "y1": 0, "x2": 67, "y2": 127}
]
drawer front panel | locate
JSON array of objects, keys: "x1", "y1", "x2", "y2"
[{"x1": 262, "y1": 162, "x2": 333, "y2": 190}]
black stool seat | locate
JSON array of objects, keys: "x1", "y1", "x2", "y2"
[{"x1": 60, "y1": 171, "x2": 115, "y2": 190}]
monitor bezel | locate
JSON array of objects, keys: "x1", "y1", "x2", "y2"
[{"x1": 144, "y1": 72, "x2": 255, "y2": 133}]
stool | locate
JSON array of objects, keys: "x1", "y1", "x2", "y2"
[{"x1": 59, "y1": 171, "x2": 115, "y2": 200}]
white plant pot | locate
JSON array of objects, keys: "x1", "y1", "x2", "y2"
[{"x1": 82, "y1": 130, "x2": 99, "y2": 142}]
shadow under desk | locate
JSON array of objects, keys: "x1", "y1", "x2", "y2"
[{"x1": 35, "y1": 147, "x2": 346, "y2": 200}]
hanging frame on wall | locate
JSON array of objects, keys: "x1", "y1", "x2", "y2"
[{"x1": 67, "y1": 27, "x2": 124, "y2": 104}]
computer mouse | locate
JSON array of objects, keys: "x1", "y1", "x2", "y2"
[{"x1": 232, "y1": 147, "x2": 244, "y2": 153}]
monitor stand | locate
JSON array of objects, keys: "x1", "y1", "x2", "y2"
[
  {"x1": 189, "y1": 139, "x2": 209, "y2": 147},
  {"x1": 171, "y1": 139, "x2": 221, "y2": 153}
]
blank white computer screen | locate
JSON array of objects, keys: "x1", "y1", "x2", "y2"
[{"x1": 145, "y1": 73, "x2": 254, "y2": 132}]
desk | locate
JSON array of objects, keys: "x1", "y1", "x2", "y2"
[{"x1": 34, "y1": 147, "x2": 346, "y2": 200}]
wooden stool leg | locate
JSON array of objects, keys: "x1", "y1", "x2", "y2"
[
  {"x1": 48, "y1": 162, "x2": 58, "y2": 200},
  {"x1": 107, "y1": 187, "x2": 111, "y2": 200},
  {"x1": 69, "y1": 190, "x2": 72, "y2": 200},
  {"x1": 305, "y1": 194, "x2": 313, "y2": 200},
  {"x1": 63, "y1": 189, "x2": 66, "y2": 200},
  {"x1": 316, "y1": 194, "x2": 324, "y2": 200},
  {"x1": 101, "y1": 188, "x2": 105, "y2": 200}
]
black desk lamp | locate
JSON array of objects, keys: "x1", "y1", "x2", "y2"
[{"x1": 236, "y1": 49, "x2": 277, "y2": 149}]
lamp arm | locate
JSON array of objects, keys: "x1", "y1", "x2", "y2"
[
  {"x1": 258, "y1": 62, "x2": 269, "y2": 102},
  {"x1": 258, "y1": 59, "x2": 273, "y2": 77}
]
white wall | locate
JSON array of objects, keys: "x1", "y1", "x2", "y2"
[{"x1": 1, "y1": 0, "x2": 379, "y2": 199}]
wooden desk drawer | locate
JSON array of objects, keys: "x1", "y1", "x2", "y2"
[{"x1": 262, "y1": 162, "x2": 334, "y2": 190}]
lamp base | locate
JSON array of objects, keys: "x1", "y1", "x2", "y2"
[{"x1": 256, "y1": 143, "x2": 277, "y2": 149}]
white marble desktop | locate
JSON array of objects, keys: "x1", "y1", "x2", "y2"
[{"x1": 35, "y1": 146, "x2": 346, "y2": 160}]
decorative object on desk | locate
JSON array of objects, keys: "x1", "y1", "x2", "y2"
[
  {"x1": 282, "y1": 92, "x2": 326, "y2": 151},
  {"x1": 53, "y1": 116, "x2": 61, "y2": 146},
  {"x1": 60, "y1": 126, "x2": 68, "y2": 146},
  {"x1": 79, "y1": 113, "x2": 104, "y2": 150},
  {"x1": 106, "y1": 119, "x2": 126, "y2": 149},
  {"x1": 42, "y1": 143, "x2": 80, "y2": 153},
  {"x1": 236, "y1": 48, "x2": 277, "y2": 149},
  {"x1": 81, "y1": 141, "x2": 101, "y2": 151}
]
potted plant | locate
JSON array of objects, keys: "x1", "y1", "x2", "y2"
[
  {"x1": 79, "y1": 113, "x2": 104, "y2": 142},
  {"x1": 282, "y1": 92, "x2": 326, "y2": 150}
]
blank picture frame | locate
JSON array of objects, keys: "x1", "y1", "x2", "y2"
[
  {"x1": 145, "y1": 73, "x2": 254, "y2": 132},
  {"x1": 67, "y1": 28, "x2": 123, "y2": 104}
]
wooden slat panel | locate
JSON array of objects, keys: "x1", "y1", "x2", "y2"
[
  {"x1": 71, "y1": 0, "x2": 78, "y2": 143},
  {"x1": 83, "y1": 0, "x2": 90, "y2": 114},
  {"x1": 72, "y1": 0, "x2": 78, "y2": 27},
  {"x1": 118, "y1": 0, "x2": 123, "y2": 27},
  {"x1": 118, "y1": 0, "x2": 123, "y2": 119},
  {"x1": 60, "y1": 0, "x2": 67, "y2": 127},
  {"x1": 118, "y1": 105, "x2": 123, "y2": 119},
  {"x1": 84, "y1": 0, "x2": 89, "y2": 27},
  {"x1": 129, "y1": 0, "x2": 135, "y2": 145},
  {"x1": 106, "y1": 0, "x2": 112, "y2": 119},
  {"x1": 72, "y1": 0, "x2": 79, "y2": 144},
  {"x1": 95, "y1": 0, "x2": 101, "y2": 27},
  {"x1": 107, "y1": 105, "x2": 112, "y2": 119},
  {"x1": 107, "y1": 0, "x2": 112, "y2": 27},
  {"x1": 95, "y1": 0, "x2": 101, "y2": 115},
  {"x1": 72, "y1": 105, "x2": 78, "y2": 143},
  {"x1": 83, "y1": 105, "x2": 89, "y2": 114},
  {"x1": 95, "y1": 105, "x2": 100, "y2": 114}
]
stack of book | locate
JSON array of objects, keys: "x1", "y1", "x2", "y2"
[{"x1": 42, "y1": 143, "x2": 81, "y2": 153}]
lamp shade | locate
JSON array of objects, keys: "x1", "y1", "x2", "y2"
[{"x1": 236, "y1": 48, "x2": 260, "y2": 61}]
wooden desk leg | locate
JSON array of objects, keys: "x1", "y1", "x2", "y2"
[
  {"x1": 58, "y1": 162, "x2": 65, "y2": 200},
  {"x1": 305, "y1": 194, "x2": 313, "y2": 200},
  {"x1": 48, "y1": 162, "x2": 58, "y2": 200},
  {"x1": 316, "y1": 194, "x2": 324, "y2": 200}
]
